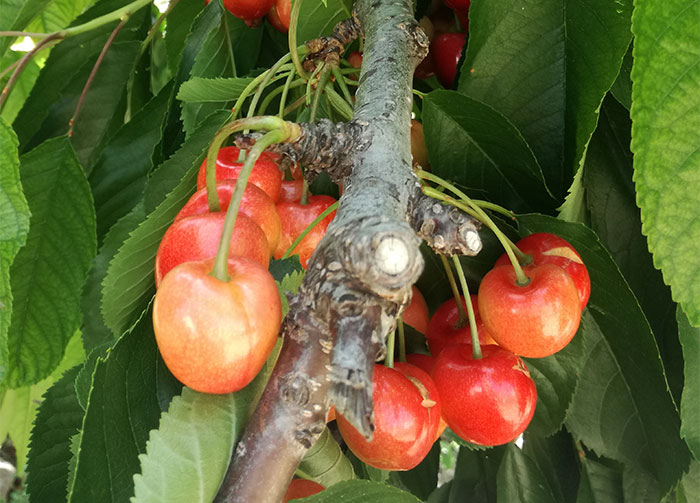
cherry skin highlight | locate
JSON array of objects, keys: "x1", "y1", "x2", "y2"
[
  {"x1": 432, "y1": 344, "x2": 537, "y2": 446},
  {"x1": 175, "y1": 181, "x2": 281, "y2": 254},
  {"x1": 152, "y1": 257, "x2": 281, "y2": 394},
  {"x1": 197, "y1": 146, "x2": 282, "y2": 202},
  {"x1": 336, "y1": 363, "x2": 441, "y2": 471},
  {"x1": 155, "y1": 212, "x2": 269, "y2": 287},
  {"x1": 478, "y1": 264, "x2": 581, "y2": 358},
  {"x1": 495, "y1": 232, "x2": 591, "y2": 310}
]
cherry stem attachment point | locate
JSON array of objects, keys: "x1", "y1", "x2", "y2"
[
  {"x1": 397, "y1": 319, "x2": 407, "y2": 364},
  {"x1": 440, "y1": 254, "x2": 466, "y2": 328},
  {"x1": 385, "y1": 330, "x2": 395, "y2": 369},
  {"x1": 418, "y1": 170, "x2": 529, "y2": 285},
  {"x1": 210, "y1": 127, "x2": 288, "y2": 282},
  {"x1": 452, "y1": 256, "x2": 481, "y2": 360},
  {"x1": 281, "y1": 200, "x2": 339, "y2": 260}
]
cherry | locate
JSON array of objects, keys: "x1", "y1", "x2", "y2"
[
  {"x1": 403, "y1": 285, "x2": 429, "y2": 334},
  {"x1": 478, "y1": 264, "x2": 581, "y2": 358},
  {"x1": 197, "y1": 147, "x2": 282, "y2": 203},
  {"x1": 267, "y1": 0, "x2": 291, "y2": 33},
  {"x1": 220, "y1": 0, "x2": 274, "y2": 24},
  {"x1": 410, "y1": 120, "x2": 430, "y2": 170},
  {"x1": 426, "y1": 294, "x2": 496, "y2": 357},
  {"x1": 278, "y1": 179, "x2": 304, "y2": 203},
  {"x1": 432, "y1": 344, "x2": 537, "y2": 445},
  {"x1": 175, "y1": 181, "x2": 281, "y2": 254},
  {"x1": 336, "y1": 363, "x2": 441, "y2": 471},
  {"x1": 155, "y1": 212, "x2": 269, "y2": 287},
  {"x1": 404, "y1": 353, "x2": 449, "y2": 440},
  {"x1": 495, "y1": 233, "x2": 591, "y2": 310},
  {"x1": 444, "y1": 0, "x2": 471, "y2": 30},
  {"x1": 273, "y1": 195, "x2": 337, "y2": 268},
  {"x1": 431, "y1": 32, "x2": 467, "y2": 88},
  {"x1": 283, "y1": 479, "x2": 324, "y2": 502},
  {"x1": 153, "y1": 257, "x2": 281, "y2": 394}
]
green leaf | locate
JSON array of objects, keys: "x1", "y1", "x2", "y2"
[
  {"x1": 177, "y1": 77, "x2": 255, "y2": 103},
  {"x1": 496, "y1": 444, "x2": 560, "y2": 503},
  {"x1": 423, "y1": 90, "x2": 555, "y2": 213},
  {"x1": 5, "y1": 137, "x2": 95, "y2": 387},
  {"x1": 132, "y1": 345, "x2": 279, "y2": 503},
  {"x1": 24, "y1": 0, "x2": 96, "y2": 34},
  {"x1": 630, "y1": 0, "x2": 700, "y2": 327},
  {"x1": 584, "y1": 97, "x2": 682, "y2": 403},
  {"x1": 677, "y1": 307, "x2": 700, "y2": 460},
  {"x1": 622, "y1": 465, "x2": 661, "y2": 503},
  {"x1": 522, "y1": 325, "x2": 587, "y2": 437},
  {"x1": 518, "y1": 215, "x2": 691, "y2": 492},
  {"x1": 89, "y1": 82, "x2": 172, "y2": 241},
  {"x1": 397, "y1": 442, "x2": 439, "y2": 501},
  {"x1": 164, "y1": 0, "x2": 203, "y2": 73},
  {"x1": 270, "y1": 256, "x2": 305, "y2": 317},
  {"x1": 100, "y1": 111, "x2": 229, "y2": 337},
  {"x1": 296, "y1": 0, "x2": 350, "y2": 44},
  {"x1": 445, "y1": 445, "x2": 505, "y2": 502},
  {"x1": 25, "y1": 366, "x2": 83, "y2": 503},
  {"x1": 0, "y1": 330, "x2": 84, "y2": 476},
  {"x1": 298, "y1": 428, "x2": 355, "y2": 489},
  {"x1": 0, "y1": 52, "x2": 40, "y2": 124},
  {"x1": 675, "y1": 461, "x2": 700, "y2": 503},
  {"x1": 67, "y1": 309, "x2": 181, "y2": 503},
  {"x1": 0, "y1": 117, "x2": 30, "y2": 383},
  {"x1": 292, "y1": 480, "x2": 421, "y2": 503},
  {"x1": 0, "y1": 0, "x2": 52, "y2": 57},
  {"x1": 521, "y1": 431, "x2": 580, "y2": 502},
  {"x1": 576, "y1": 458, "x2": 624, "y2": 503},
  {"x1": 610, "y1": 45, "x2": 632, "y2": 110},
  {"x1": 459, "y1": 0, "x2": 632, "y2": 199}
]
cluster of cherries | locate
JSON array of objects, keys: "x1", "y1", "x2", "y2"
[
  {"x1": 152, "y1": 147, "x2": 336, "y2": 394},
  {"x1": 205, "y1": 0, "x2": 291, "y2": 31},
  {"x1": 333, "y1": 233, "x2": 589, "y2": 472}
]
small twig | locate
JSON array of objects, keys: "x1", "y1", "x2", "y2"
[
  {"x1": 69, "y1": 18, "x2": 128, "y2": 136},
  {"x1": 0, "y1": 31, "x2": 53, "y2": 39},
  {"x1": 0, "y1": 33, "x2": 62, "y2": 112}
]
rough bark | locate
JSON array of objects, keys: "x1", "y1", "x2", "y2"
[{"x1": 214, "y1": 2, "x2": 473, "y2": 501}]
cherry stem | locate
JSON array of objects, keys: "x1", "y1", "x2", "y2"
[
  {"x1": 281, "y1": 200, "x2": 339, "y2": 259},
  {"x1": 289, "y1": 0, "x2": 308, "y2": 79},
  {"x1": 247, "y1": 61, "x2": 295, "y2": 120},
  {"x1": 418, "y1": 170, "x2": 530, "y2": 285},
  {"x1": 258, "y1": 73, "x2": 303, "y2": 115},
  {"x1": 324, "y1": 87, "x2": 354, "y2": 120},
  {"x1": 278, "y1": 71, "x2": 301, "y2": 117},
  {"x1": 385, "y1": 330, "x2": 395, "y2": 369},
  {"x1": 470, "y1": 199, "x2": 516, "y2": 220},
  {"x1": 452, "y1": 256, "x2": 482, "y2": 360},
  {"x1": 331, "y1": 66, "x2": 354, "y2": 108},
  {"x1": 210, "y1": 128, "x2": 287, "y2": 282},
  {"x1": 305, "y1": 62, "x2": 324, "y2": 106},
  {"x1": 440, "y1": 254, "x2": 466, "y2": 328},
  {"x1": 311, "y1": 65, "x2": 331, "y2": 121},
  {"x1": 397, "y1": 319, "x2": 407, "y2": 363},
  {"x1": 69, "y1": 17, "x2": 128, "y2": 137}
]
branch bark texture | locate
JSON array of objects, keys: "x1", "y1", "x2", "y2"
[{"x1": 215, "y1": 2, "x2": 437, "y2": 501}]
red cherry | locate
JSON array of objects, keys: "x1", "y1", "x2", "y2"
[
  {"x1": 155, "y1": 213, "x2": 269, "y2": 287},
  {"x1": 273, "y1": 195, "x2": 337, "y2": 268},
  {"x1": 432, "y1": 344, "x2": 537, "y2": 445},
  {"x1": 495, "y1": 233, "x2": 591, "y2": 310},
  {"x1": 221, "y1": 0, "x2": 274, "y2": 23},
  {"x1": 444, "y1": 0, "x2": 471, "y2": 30},
  {"x1": 283, "y1": 479, "x2": 324, "y2": 502},
  {"x1": 404, "y1": 353, "x2": 449, "y2": 440},
  {"x1": 175, "y1": 181, "x2": 281, "y2": 254},
  {"x1": 478, "y1": 264, "x2": 581, "y2": 358},
  {"x1": 426, "y1": 295, "x2": 497, "y2": 357},
  {"x1": 153, "y1": 257, "x2": 281, "y2": 394},
  {"x1": 278, "y1": 179, "x2": 304, "y2": 203},
  {"x1": 403, "y1": 285, "x2": 429, "y2": 334},
  {"x1": 197, "y1": 147, "x2": 282, "y2": 202},
  {"x1": 267, "y1": 0, "x2": 290, "y2": 33},
  {"x1": 336, "y1": 363, "x2": 441, "y2": 471},
  {"x1": 431, "y1": 32, "x2": 467, "y2": 87}
]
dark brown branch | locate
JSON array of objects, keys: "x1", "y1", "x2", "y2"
[
  {"x1": 235, "y1": 119, "x2": 370, "y2": 183},
  {"x1": 409, "y1": 190, "x2": 483, "y2": 256}
]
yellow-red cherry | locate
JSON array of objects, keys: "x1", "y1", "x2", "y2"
[
  {"x1": 495, "y1": 232, "x2": 590, "y2": 310},
  {"x1": 432, "y1": 344, "x2": 537, "y2": 446},
  {"x1": 403, "y1": 285, "x2": 429, "y2": 334},
  {"x1": 283, "y1": 479, "x2": 324, "y2": 502},
  {"x1": 336, "y1": 363, "x2": 441, "y2": 471},
  {"x1": 175, "y1": 181, "x2": 281, "y2": 254},
  {"x1": 426, "y1": 294, "x2": 496, "y2": 357},
  {"x1": 478, "y1": 263, "x2": 581, "y2": 358},
  {"x1": 152, "y1": 257, "x2": 281, "y2": 394}
]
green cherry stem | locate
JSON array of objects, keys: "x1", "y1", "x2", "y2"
[
  {"x1": 397, "y1": 319, "x2": 407, "y2": 363},
  {"x1": 246, "y1": 62, "x2": 295, "y2": 120},
  {"x1": 452, "y1": 256, "x2": 481, "y2": 360},
  {"x1": 331, "y1": 66, "x2": 354, "y2": 107},
  {"x1": 258, "y1": 73, "x2": 303, "y2": 115},
  {"x1": 278, "y1": 71, "x2": 301, "y2": 117},
  {"x1": 385, "y1": 330, "x2": 396, "y2": 369},
  {"x1": 324, "y1": 87, "x2": 354, "y2": 121},
  {"x1": 289, "y1": 0, "x2": 308, "y2": 79},
  {"x1": 418, "y1": 170, "x2": 529, "y2": 285},
  {"x1": 210, "y1": 128, "x2": 288, "y2": 282},
  {"x1": 305, "y1": 62, "x2": 324, "y2": 106},
  {"x1": 440, "y1": 254, "x2": 466, "y2": 327},
  {"x1": 281, "y1": 201, "x2": 339, "y2": 259}
]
